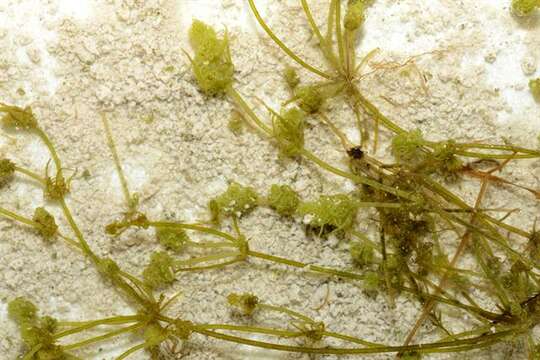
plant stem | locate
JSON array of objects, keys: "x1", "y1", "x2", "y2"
[
  {"x1": 115, "y1": 343, "x2": 146, "y2": 360},
  {"x1": 55, "y1": 315, "x2": 141, "y2": 339},
  {"x1": 247, "y1": 0, "x2": 333, "y2": 79},
  {"x1": 62, "y1": 323, "x2": 143, "y2": 350}
]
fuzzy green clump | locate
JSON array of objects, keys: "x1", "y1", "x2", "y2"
[
  {"x1": 156, "y1": 227, "x2": 189, "y2": 253},
  {"x1": 273, "y1": 107, "x2": 305, "y2": 157},
  {"x1": 228, "y1": 111, "x2": 244, "y2": 135},
  {"x1": 295, "y1": 86, "x2": 324, "y2": 113},
  {"x1": 0, "y1": 104, "x2": 37, "y2": 129},
  {"x1": 188, "y1": 20, "x2": 234, "y2": 96},
  {"x1": 344, "y1": 0, "x2": 365, "y2": 30},
  {"x1": 425, "y1": 140, "x2": 463, "y2": 181},
  {"x1": 142, "y1": 251, "x2": 175, "y2": 289},
  {"x1": 297, "y1": 321, "x2": 326, "y2": 341},
  {"x1": 268, "y1": 184, "x2": 300, "y2": 216},
  {"x1": 97, "y1": 257, "x2": 121, "y2": 279},
  {"x1": 209, "y1": 182, "x2": 258, "y2": 221},
  {"x1": 32, "y1": 207, "x2": 58, "y2": 240},
  {"x1": 380, "y1": 205, "x2": 432, "y2": 259},
  {"x1": 530, "y1": 78, "x2": 540, "y2": 101},
  {"x1": 0, "y1": 158, "x2": 15, "y2": 187},
  {"x1": 350, "y1": 242, "x2": 374, "y2": 268},
  {"x1": 511, "y1": 0, "x2": 539, "y2": 17},
  {"x1": 8, "y1": 297, "x2": 38, "y2": 325},
  {"x1": 8, "y1": 298, "x2": 66, "y2": 359},
  {"x1": 227, "y1": 293, "x2": 259, "y2": 316},
  {"x1": 45, "y1": 173, "x2": 69, "y2": 200},
  {"x1": 391, "y1": 129, "x2": 426, "y2": 165},
  {"x1": 362, "y1": 271, "x2": 381, "y2": 294},
  {"x1": 297, "y1": 194, "x2": 359, "y2": 234},
  {"x1": 144, "y1": 323, "x2": 168, "y2": 348},
  {"x1": 173, "y1": 319, "x2": 194, "y2": 340},
  {"x1": 284, "y1": 66, "x2": 300, "y2": 89}
]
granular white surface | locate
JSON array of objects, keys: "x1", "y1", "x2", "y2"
[{"x1": 0, "y1": 1, "x2": 539, "y2": 359}]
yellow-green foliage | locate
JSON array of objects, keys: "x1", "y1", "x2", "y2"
[
  {"x1": 189, "y1": 20, "x2": 234, "y2": 96},
  {"x1": 209, "y1": 182, "x2": 258, "y2": 221},
  {"x1": 297, "y1": 194, "x2": 359, "y2": 233},
  {"x1": 228, "y1": 111, "x2": 244, "y2": 135},
  {"x1": 173, "y1": 319, "x2": 194, "y2": 340},
  {"x1": 344, "y1": 0, "x2": 365, "y2": 30},
  {"x1": 227, "y1": 293, "x2": 259, "y2": 316},
  {"x1": 156, "y1": 227, "x2": 189, "y2": 253},
  {"x1": 284, "y1": 66, "x2": 300, "y2": 89},
  {"x1": 45, "y1": 173, "x2": 69, "y2": 200},
  {"x1": 97, "y1": 257, "x2": 121, "y2": 279},
  {"x1": 0, "y1": 104, "x2": 37, "y2": 129},
  {"x1": 8, "y1": 297, "x2": 38, "y2": 325},
  {"x1": 8, "y1": 298, "x2": 65, "y2": 359},
  {"x1": 391, "y1": 129, "x2": 425, "y2": 165},
  {"x1": 530, "y1": 78, "x2": 540, "y2": 101},
  {"x1": 511, "y1": 0, "x2": 539, "y2": 16},
  {"x1": 350, "y1": 242, "x2": 374, "y2": 268},
  {"x1": 429, "y1": 141, "x2": 463, "y2": 181},
  {"x1": 296, "y1": 86, "x2": 324, "y2": 113},
  {"x1": 142, "y1": 251, "x2": 175, "y2": 289},
  {"x1": 362, "y1": 271, "x2": 380, "y2": 293},
  {"x1": 268, "y1": 184, "x2": 300, "y2": 216},
  {"x1": 32, "y1": 207, "x2": 58, "y2": 240},
  {"x1": 0, "y1": 158, "x2": 15, "y2": 187},
  {"x1": 272, "y1": 107, "x2": 305, "y2": 157},
  {"x1": 144, "y1": 323, "x2": 168, "y2": 348}
]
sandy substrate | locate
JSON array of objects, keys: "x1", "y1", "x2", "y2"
[{"x1": 0, "y1": 0, "x2": 539, "y2": 359}]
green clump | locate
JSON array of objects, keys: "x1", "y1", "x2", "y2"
[
  {"x1": 530, "y1": 78, "x2": 540, "y2": 101},
  {"x1": 295, "y1": 86, "x2": 324, "y2": 113},
  {"x1": 144, "y1": 323, "x2": 168, "y2": 348},
  {"x1": 8, "y1": 297, "x2": 38, "y2": 325},
  {"x1": 8, "y1": 298, "x2": 66, "y2": 359},
  {"x1": 268, "y1": 184, "x2": 300, "y2": 216},
  {"x1": 363, "y1": 271, "x2": 381, "y2": 294},
  {"x1": 228, "y1": 111, "x2": 244, "y2": 135},
  {"x1": 142, "y1": 251, "x2": 175, "y2": 289},
  {"x1": 227, "y1": 293, "x2": 259, "y2": 316},
  {"x1": 44, "y1": 173, "x2": 69, "y2": 200},
  {"x1": 350, "y1": 242, "x2": 374, "y2": 268},
  {"x1": 428, "y1": 140, "x2": 463, "y2": 181},
  {"x1": 209, "y1": 182, "x2": 258, "y2": 222},
  {"x1": 391, "y1": 129, "x2": 426, "y2": 165},
  {"x1": 0, "y1": 104, "x2": 38, "y2": 129},
  {"x1": 97, "y1": 257, "x2": 121, "y2": 279},
  {"x1": 0, "y1": 158, "x2": 15, "y2": 187},
  {"x1": 511, "y1": 0, "x2": 539, "y2": 17},
  {"x1": 344, "y1": 0, "x2": 365, "y2": 30},
  {"x1": 298, "y1": 321, "x2": 325, "y2": 341},
  {"x1": 297, "y1": 194, "x2": 359, "y2": 234},
  {"x1": 156, "y1": 227, "x2": 189, "y2": 253},
  {"x1": 173, "y1": 319, "x2": 194, "y2": 340},
  {"x1": 272, "y1": 107, "x2": 305, "y2": 157},
  {"x1": 284, "y1": 66, "x2": 300, "y2": 89},
  {"x1": 380, "y1": 204, "x2": 432, "y2": 259},
  {"x1": 32, "y1": 207, "x2": 58, "y2": 240},
  {"x1": 188, "y1": 20, "x2": 234, "y2": 96}
]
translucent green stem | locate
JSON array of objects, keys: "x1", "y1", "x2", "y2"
[
  {"x1": 247, "y1": 0, "x2": 333, "y2": 79},
  {"x1": 62, "y1": 323, "x2": 143, "y2": 350}
]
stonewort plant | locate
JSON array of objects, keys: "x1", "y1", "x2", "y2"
[{"x1": 2, "y1": 1, "x2": 540, "y2": 359}]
